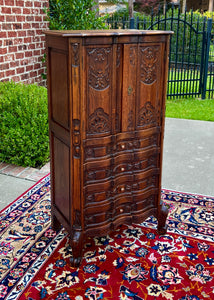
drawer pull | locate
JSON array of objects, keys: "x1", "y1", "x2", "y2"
[
  {"x1": 121, "y1": 187, "x2": 125, "y2": 192},
  {"x1": 120, "y1": 208, "x2": 124, "y2": 213},
  {"x1": 121, "y1": 167, "x2": 125, "y2": 171},
  {"x1": 121, "y1": 144, "x2": 125, "y2": 149}
]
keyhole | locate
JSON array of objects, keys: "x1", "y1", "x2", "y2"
[{"x1": 128, "y1": 86, "x2": 133, "y2": 95}]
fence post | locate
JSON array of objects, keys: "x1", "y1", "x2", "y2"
[
  {"x1": 202, "y1": 18, "x2": 212, "y2": 99},
  {"x1": 130, "y1": 17, "x2": 135, "y2": 29}
]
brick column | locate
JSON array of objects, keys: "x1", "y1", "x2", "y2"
[{"x1": 0, "y1": 0, "x2": 49, "y2": 86}]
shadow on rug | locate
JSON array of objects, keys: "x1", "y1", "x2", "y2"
[{"x1": 0, "y1": 175, "x2": 214, "y2": 300}]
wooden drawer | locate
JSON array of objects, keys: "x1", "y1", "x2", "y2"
[
  {"x1": 113, "y1": 174, "x2": 133, "y2": 194},
  {"x1": 113, "y1": 202, "x2": 132, "y2": 217},
  {"x1": 84, "y1": 157, "x2": 112, "y2": 183},
  {"x1": 133, "y1": 174, "x2": 158, "y2": 191},
  {"x1": 84, "y1": 136, "x2": 112, "y2": 161},
  {"x1": 133, "y1": 193, "x2": 156, "y2": 212},
  {"x1": 84, "y1": 202, "x2": 113, "y2": 227},
  {"x1": 84, "y1": 180, "x2": 113, "y2": 205},
  {"x1": 84, "y1": 152, "x2": 134, "y2": 183}
]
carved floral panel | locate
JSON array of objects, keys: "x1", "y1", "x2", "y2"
[
  {"x1": 88, "y1": 107, "x2": 110, "y2": 134},
  {"x1": 140, "y1": 46, "x2": 159, "y2": 84},
  {"x1": 87, "y1": 47, "x2": 112, "y2": 90},
  {"x1": 138, "y1": 101, "x2": 157, "y2": 127}
]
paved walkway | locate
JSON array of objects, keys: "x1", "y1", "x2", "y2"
[
  {"x1": 0, "y1": 118, "x2": 214, "y2": 211},
  {"x1": 162, "y1": 118, "x2": 214, "y2": 197},
  {"x1": 0, "y1": 162, "x2": 50, "y2": 210},
  {"x1": 0, "y1": 162, "x2": 50, "y2": 182}
]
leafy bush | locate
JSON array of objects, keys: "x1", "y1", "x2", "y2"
[
  {"x1": 0, "y1": 81, "x2": 49, "y2": 168},
  {"x1": 42, "y1": 1, "x2": 107, "y2": 79},
  {"x1": 47, "y1": 0, "x2": 106, "y2": 30}
]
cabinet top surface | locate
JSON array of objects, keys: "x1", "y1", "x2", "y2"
[{"x1": 44, "y1": 29, "x2": 173, "y2": 37}]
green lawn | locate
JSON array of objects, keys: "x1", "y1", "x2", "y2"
[
  {"x1": 166, "y1": 66, "x2": 214, "y2": 122},
  {"x1": 165, "y1": 98, "x2": 214, "y2": 121}
]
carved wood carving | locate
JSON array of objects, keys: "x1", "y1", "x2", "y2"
[
  {"x1": 140, "y1": 46, "x2": 159, "y2": 84},
  {"x1": 73, "y1": 119, "x2": 81, "y2": 158},
  {"x1": 87, "y1": 47, "x2": 111, "y2": 90},
  {"x1": 72, "y1": 43, "x2": 80, "y2": 67},
  {"x1": 85, "y1": 147, "x2": 95, "y2": 159},
  {"x1": 88, "y1": 108, "x2": 110, "y2": 134},
  {"x1": 138, "y1": 102, "x2": 157, "y2": 127}
]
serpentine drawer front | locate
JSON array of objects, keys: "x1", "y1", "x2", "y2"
[{"x1": 45, "y1": 29, "x2": 173, "y2": 266}]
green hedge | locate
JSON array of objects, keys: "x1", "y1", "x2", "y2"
[
  {"x1": 48, "y1": 0, "x2": 106, "y2": 30},
  {"x1": 0, "y1": 81, "x2": 49, "y2": 168}
]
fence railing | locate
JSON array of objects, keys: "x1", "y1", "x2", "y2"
[
  {"x1": 206, "y1": 34, "x2": 214, "y2": 99},
  {"x1": 106, "y1": 7, "x2": 214, "y2": 99}
]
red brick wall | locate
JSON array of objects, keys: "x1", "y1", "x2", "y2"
[{"x1": 0, "y1": 0, "x2": 49, "y2": 86}]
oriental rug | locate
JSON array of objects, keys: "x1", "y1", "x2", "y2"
[{"x1": 0, "y1": 175, "x2": 214, "y2": 300}]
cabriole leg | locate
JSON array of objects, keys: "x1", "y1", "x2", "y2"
[
  {"x1": 70, "y1": 230, "x2": 83, "y2": 267},
  {"x1": 157, "y1": 201, "x2": 169, "y2": 235}
]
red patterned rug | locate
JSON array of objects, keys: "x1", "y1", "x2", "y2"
[{"x1": 0, "y1": 175, "x2": 214, "y2": 300}]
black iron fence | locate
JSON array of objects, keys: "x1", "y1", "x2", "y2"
[
  {"x1": 106, "y1": 7, "x2": 214, "y2": 99},
  {"x1": 206, "y1": 34, "x2": 214, "y2": 99}
]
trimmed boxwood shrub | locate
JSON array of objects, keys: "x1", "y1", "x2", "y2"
[{"x1": 0, "y1": 81, "x2": 49, "y2": 168}]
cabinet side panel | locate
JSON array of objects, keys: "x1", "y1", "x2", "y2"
[
  {"x1": 53, "y1": 136, "x2": 70, "y2": 223},
  {"x1": 50, "y1": 50, "x2": 69, "y2": 129}
]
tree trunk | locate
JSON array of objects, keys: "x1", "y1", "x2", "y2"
[
  {"x1": 129, "y1": 0, "x2": 133, "y2": 18},
  {"x1": 182, "y1": 0, "x2": 186, "y2": 13},
  {"x1": 209, "y1": 0, "x2": 213, "y2": 12}
]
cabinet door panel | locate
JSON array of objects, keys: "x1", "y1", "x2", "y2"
[
  {"x1": 136, "y1": 44, "x2": 164, "y2": 129},
  {"x1": 86, "y1": 46, "x2": 113, "y2": 136}
]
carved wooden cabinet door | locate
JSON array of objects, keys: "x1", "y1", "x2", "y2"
[{"x1": 45, "y1": 30, "x2": 172, "y2": 266}]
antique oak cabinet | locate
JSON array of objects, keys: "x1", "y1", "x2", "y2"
[{"x1": 45, "y1": 30, "x2": 172, "y2": 266}]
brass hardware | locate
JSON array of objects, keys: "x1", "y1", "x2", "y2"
[{"x1": 128, "y1": 86, "x2": 133, "y2": 95}]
